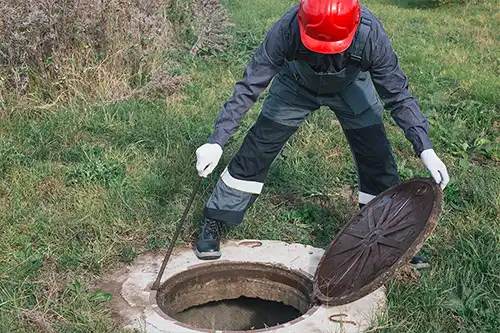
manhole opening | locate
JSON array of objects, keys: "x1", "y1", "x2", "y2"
[
  {"x1": 174, "y1": 296, "x2": 302, "y2": 330},
  {"x1": 155, "y1": 261, "x2": 315, "y2": 331}
]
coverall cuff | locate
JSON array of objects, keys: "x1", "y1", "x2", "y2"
[
  {"x1": 207, "y1": 132, "x2": 228, "y2": 150},
  {"x1": 414, "y1": 137, "x2": 434, "y2": 157}
]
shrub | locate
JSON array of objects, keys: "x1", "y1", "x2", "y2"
[
  {"x1": 0, "y1": 0, "x2": 190, "y2": 107},
  {"x1": 190, "y1": 0, "x2": 234, "y2": 55}
]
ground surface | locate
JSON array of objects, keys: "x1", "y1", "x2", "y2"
[{"x1": 0, "y1": 0, "x2": 498, "y2": 332}]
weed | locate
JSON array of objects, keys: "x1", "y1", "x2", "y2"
[
  {"x1": 64, "y1": 144, "x2": 126, "y2": 187},
  {"x1": 118, "y1": 246, "x2": 138, "y2": 264}
]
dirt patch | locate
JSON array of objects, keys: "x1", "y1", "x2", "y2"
[
  {"x1": 101, "y1": 278, "x2": 144, "y2": 326},
  {"x1": 392, "y1": 264, "x2": 421, "y2": 283}
]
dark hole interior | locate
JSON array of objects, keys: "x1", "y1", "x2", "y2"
[
  {"x1": 156, "y1": 261, "x2": 314, "y2": 331},
  {"x1": 171, "y1": 296, "x2": 302, "y2": 331}
]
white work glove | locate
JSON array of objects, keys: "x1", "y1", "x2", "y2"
[
  {"x1": 195, "y1": 143, "x2": 223, "y2": 177},
  {"x1": 420, "y1": 149, "x2": 450, "y2": 190}
]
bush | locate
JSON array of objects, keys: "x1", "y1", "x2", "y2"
[
  {"x1": 0, "y1": 0, "x2": 192, "y2": 107},
  {"x1": 190, "y1": 0, "x2": 233, "y2": 55}
]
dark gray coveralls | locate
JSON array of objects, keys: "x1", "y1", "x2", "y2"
[{"x1": 204, "y1": 5, "x2": 433, "y2": 226}]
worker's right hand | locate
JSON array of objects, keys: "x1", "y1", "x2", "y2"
[{"x1": 196, "y1": 143, "x2": 223, "y2": 177}]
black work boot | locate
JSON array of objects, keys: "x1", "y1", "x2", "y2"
[
  {"x1": 195, "y1": 217, "x2": 225, "y2": 260},
  {"x1": 411, "y1": 254, "x2": 430, "y2": 270}
]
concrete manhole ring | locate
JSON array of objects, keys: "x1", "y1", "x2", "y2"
[{"x1": 102, "y1": 240, "x2": 386, "y2": 333}]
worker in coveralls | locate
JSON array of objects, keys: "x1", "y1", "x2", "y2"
[{"x1": 194, "y1": 0, "x2": 450, "y2": 265}]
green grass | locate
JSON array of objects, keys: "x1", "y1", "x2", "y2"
[{"x1": 0, "y1": 0, "x2": 499, "y2": 332}]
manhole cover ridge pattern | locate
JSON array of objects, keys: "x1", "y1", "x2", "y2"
[{"x1": 313, "y1": 178, "x2": 443, "y2": 305}]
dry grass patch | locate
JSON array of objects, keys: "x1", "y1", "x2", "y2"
[
  {"x1": 0, "y1": 0, "x2": 190, "y2": 108},
  {"x1": 0, "y1": 0, "x2": 235, "y2": 109},
  {"x1": 20, "y1": 309, "x2": 57, "y2": 333}
]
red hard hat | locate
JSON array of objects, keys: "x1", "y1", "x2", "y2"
[{"x1": 298, "y1": 0, "x2": 361, "y2": 54}]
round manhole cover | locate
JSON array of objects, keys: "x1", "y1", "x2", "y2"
[{"x1": 313, "y1": 178, "x2": 443, "y2": 305}]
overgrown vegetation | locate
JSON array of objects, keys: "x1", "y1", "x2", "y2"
[
  {"x1": 190, "y1": 0, "x2": 234, "y2": 55},
  {"x1": 0, "y1": 0, "x2": 175, "y2": 106},
  {"x1": 0, "y1": 0, "x2": 232, "y2": 108},
  {"x1": 0, "y1": 0, "x2": 498, "y2": 332}
]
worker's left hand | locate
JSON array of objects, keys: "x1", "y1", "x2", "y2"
[{"x1": 420, "y1": 149, "x2": 450, "y2": 190}]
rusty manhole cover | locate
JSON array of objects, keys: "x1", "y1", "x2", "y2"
[{"x1": 313, "y1": 178, "x2": 443, "y2": 305}]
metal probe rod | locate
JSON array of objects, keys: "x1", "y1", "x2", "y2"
[{"x1": 151, "y1": 176, "x2": 203, "y2": 291}]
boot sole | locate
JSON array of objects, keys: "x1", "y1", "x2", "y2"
[
  {"x1": 412, "y1": 262, "x2": 431, "y2": 270},
  {"x1": 194, "y1": 248, "x2": 221, "y2": 260}
]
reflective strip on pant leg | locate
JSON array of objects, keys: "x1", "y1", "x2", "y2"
[
  {"x1": 205, "y1": 177, "x2": 257, "y2": 226},
  {"x1": 221, "y1": 167, "x2": 264, "y2": 194},
  {"x1": 359, "y1": 191, "x2": 376, "y2": 205}
]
